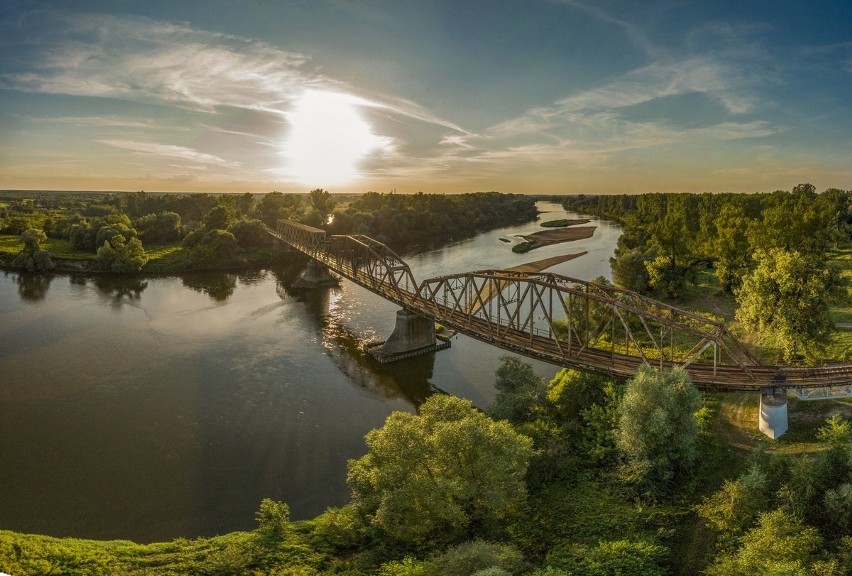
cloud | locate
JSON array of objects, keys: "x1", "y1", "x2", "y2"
[
  {"x1": 98, "y1": 139, "x2": 234, "y2": 166},
  {"x1": 2, "y1": 12, "x2": 314, "y2": 112}
]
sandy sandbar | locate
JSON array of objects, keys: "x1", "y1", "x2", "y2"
[{"x1": 520, "y1": 226, "x2": 596, "y2": 248}]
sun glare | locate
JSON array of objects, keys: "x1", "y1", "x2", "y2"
[{"x1": 283, "y1": 90, "x2": 387, "y2": 187}]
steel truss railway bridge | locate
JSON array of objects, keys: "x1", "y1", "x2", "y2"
[{"x1": 271, "y1": 221, "x2": 852, "y2": 437}]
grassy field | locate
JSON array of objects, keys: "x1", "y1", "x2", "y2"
[{"x1": 0, "y1": 235, "x2": 97, "y2": 261}]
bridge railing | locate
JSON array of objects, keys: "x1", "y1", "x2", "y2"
[
  {"x1": 274, "y1": 220, "x2": 419, "y2": 305},
  {"x1": 415, "y1": 270, "x2": 760, "y2": 385},
  {"x1": 271, "y1": 221, "x2": 852, "y2": 391}
]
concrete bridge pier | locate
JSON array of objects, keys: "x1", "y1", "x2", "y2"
[
  {"x1": 367, "y1": 308, "x2": 450, "y2": 363},
  {"x1": 293, "y1": 259, "x2": 339, "y2": 288},
  {"x1": 758, "y1": 388, "x2": 789, "y2": 439}
]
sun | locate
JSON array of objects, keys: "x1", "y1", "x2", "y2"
[{"x1": 283, "y1": 90, "x2": 388, "y2": 187}]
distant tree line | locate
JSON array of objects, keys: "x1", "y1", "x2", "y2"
[
  {"x1": 1, "y1": 189, "x2": 539, "y2": 273},
  {"x1": 327, "y1": 191, "x2": 539, "y2": 249}
]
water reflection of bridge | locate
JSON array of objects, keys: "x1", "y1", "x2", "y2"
[{"x1": 270, "y1": 221, "x2": 851, "y2": 436}]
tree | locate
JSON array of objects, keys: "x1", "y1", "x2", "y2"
[
  {"x1": 96, "y1": 235, "x2": 148, "y2": 273},
  {"x1": 712, "y1": 202, "x2": 752, "y2": 292},
  {"x1": 696, "y1": 465, "x2": 769, "y2": 544},
  {"x1": 347, "y1": 394, "x2": 534, "y2": 547},
  {"x1": 304, "y1": 188, "x2": 335, "y2": 228},
  {"x1": 256, "y1": 191, "x2": 301, "y2": 226},
  {"x1": 610, "y1": 248, "x2": 651, "y2": 293},
  {"x1": 488, "y1": 356, "x2": 547, "y2": 424},
  {"x1": 428, "y1": 540, "x2": 526, "y2": 576},
  {"x1": 135, "y1": 211, "x2": 181, "y2": 244},
  {"x1": 12, "y1": 228, "x2": 54, "y2": 271},
  {"x1": 229, "y1": 219, "x2": 269, "y2": 249},
  {"x1": 705, "y1": 509, "x2": 823, "y2": 576},
  {"x1": 735, "y1": 248, "x2": 845, "y2": 362},
  {"x1": 203, "y1": 205, "x2": 235, "y2": 231},
  {"x1": 615, "y1": 366, "x2": 703, "y2": 491},
  {"x1": 20, "y1": 228, "x2": 46, "y2": 252}
]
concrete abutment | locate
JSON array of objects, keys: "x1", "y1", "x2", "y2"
[
  {"x1": 758, "y1": 388, "x2": 789, "y2": 439},
  {"x1": 367, "y1": 308, "x2": 450, "y2": 363},
  {"x1": 293, "y1": 259, "x2": 339, "y2": 288}
]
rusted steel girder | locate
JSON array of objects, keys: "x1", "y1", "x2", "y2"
[{"x1": 271, "y1": 220, "x2": 852, "y2": 392}]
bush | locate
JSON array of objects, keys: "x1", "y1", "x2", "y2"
[
  {"x1": 230, "y1": 219, "x2": 270, "y2": 249},
  {"x1": 429, "y1": 540, "x2": 526, "y2": 576},
  {"x1": 546, "y1": 539, "x2": 668, "y2": 576}
]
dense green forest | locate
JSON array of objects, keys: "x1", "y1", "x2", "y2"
[
  {"x1": 563, "y1": 185, "x2": 852, "y2": 363},
  {"x1": 0, "y1": 190, "x2": 538, "y2": 274}
]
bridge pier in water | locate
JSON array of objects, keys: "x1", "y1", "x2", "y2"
[
  {"x1": 367, "y1": 308, "x2": 450, "y2": 363},
  {"x1": 293, "y1": 259, "x2": 339, "y2": 288},
  {"x1": 758, "y1": 388, "x2": 788, "y2": 439}
]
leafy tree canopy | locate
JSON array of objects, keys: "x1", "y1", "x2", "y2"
[{"x1": 347, "y1": 394, "x2": 534, "y2": 547}]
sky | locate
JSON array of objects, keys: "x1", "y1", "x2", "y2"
[{"x1": 1, "y1": 1, "x2": 851, "y2": 195}]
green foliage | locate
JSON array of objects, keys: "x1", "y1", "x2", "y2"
[
  {"x1": 11, "y1": 248, "x2": 54, "y2": 271},
  {"x1": 579, "y1": 381, "x2": 623, "y2": 468},
  {"x1": 380, "y1": 556, "x2": 433, "y2": 576},
  {"x1": 540, "y1": 219, "x2": 583, "y2": 228},
  {"x1": 816, "y1": 414, "x2": 852, "y2": 446},
  {"x1": 705, "y1": 509, "x2": 823, "y2": 576},
  {"x1": 204, "y1": 204, "x2": 236, "y2": 231},
  {"x1": 429, "y1": 540, "x2": 527, "y2": 576},
  {"x1": 229, "y1": 218, "x2": 270, "y2": 249},
  {"x1": 616, "y1": 366, "x2": 703, "y2": 491},
  {"x1": 187, "y1": 229, "x2": 241, "y2": 268},
  {"x1": 96, "y1": 235, "x2": 148, "y2": 273},
  {"x1": 328, "y1": 192, "x2": 538, "y2": 250},
  {"x1": 645, "y1": 254, "x2": 689, "y2": 299},
  {"x1": 10, "y1": 228, "x2": 55, "y2": 271},
  {"x1": 546, "y1": 538, "x2": 668, "y2": 576},
  {"x1": 696, "y1": 465, "x2": 769, "y2": 544},
  {"x1": 20, "y1": 228, "x2": 46, "y2": 252},
  {"x1": 256, "y1": 499, "x2": 292, "y2": 547},
  {"x1": 510, "y1": 480, "x2": 658, "y2": 563},
  {"x1": 347, "y1": 395, "x2": 534, "y2": 547},
  {"x1": 488, "y1": 356, "x2": 547, "y2": 424},
  {"x1": 736, "y1": 248, "x2": 845, "y2": 362},
  {"x1": 312, "y1": 505, "x2": 367, "y2": 551},
  {"x1": 511, "y1": 241, "x2": 535, "y2": 253},
  {"x1": 257, "y1": 191, "x2": 303, "y2": 226},
  {"x1": 135, "y1": 211, "x2": 181, "y2": 244},
  {"x1": 610, "y1": 248, "x2": 651, "y2": 293},
  {"x1": 823, "y1": 483, "x2": 852, "y2": 534}
]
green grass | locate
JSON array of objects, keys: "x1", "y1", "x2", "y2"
[{"x1": 0, "y1": 235, "x2": 97, "y2": 260}]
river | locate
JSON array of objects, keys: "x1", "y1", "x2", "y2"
[{"x1": 0, "y1": 202, "x2": 620, "y2": 542}]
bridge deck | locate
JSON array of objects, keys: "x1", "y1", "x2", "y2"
[{"x1": 271, "y1": 221, "x2": 852, "y2": 392}]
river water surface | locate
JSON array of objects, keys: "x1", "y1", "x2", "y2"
[{"x1": 0, "y1": 202, "x2": 620, "y2": 542}]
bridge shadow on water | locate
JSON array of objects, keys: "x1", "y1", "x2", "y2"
[{"x1": 272, "y1": 263, "x2": 436, "y2": 407}]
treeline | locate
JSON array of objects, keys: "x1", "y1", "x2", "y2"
[
  {"x1": 3, "y1": 361, "x2": 850, "y2": 575},
  {"x1": 326, "y1": 191, "x2": 539, "y2": 249},
  {"x1": 563, "y1": 184, "x2": 851, "y2": 361},
  {"x1": 1, "y1": 190, "x2": 538, "y2": 273},
  {"x1": 0, "y1": 191, "x2": 297, "y2": 273}
]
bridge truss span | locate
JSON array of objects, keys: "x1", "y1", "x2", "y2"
[{"x1": 272, "y1": 220, "x2": 852, "y2": 393}]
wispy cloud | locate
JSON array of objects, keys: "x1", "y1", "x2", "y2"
[
  {"x1": 98, "y1": 139, "x2": 234, "y2": 167},
  {"x1": 2, "y1": 13, "x2": 313, "y2": 112}
]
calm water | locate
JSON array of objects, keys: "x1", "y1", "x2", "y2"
[{"x1": 0, "y1": 203, "x2": 620, "y2": 542}]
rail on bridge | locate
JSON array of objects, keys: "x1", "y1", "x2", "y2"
[{"x1": 270, "y1": 220, "x2": 852, "y2": 397}]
